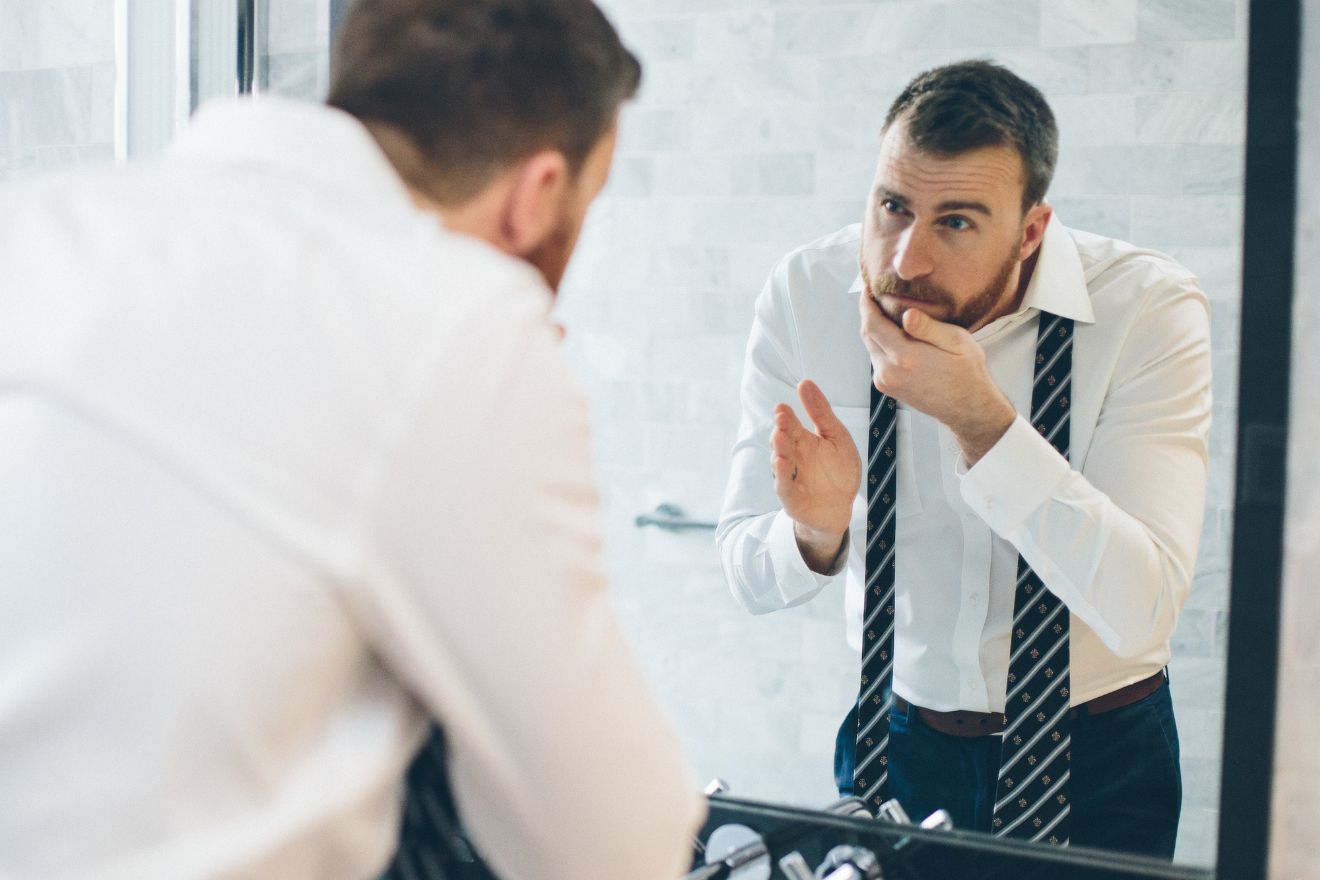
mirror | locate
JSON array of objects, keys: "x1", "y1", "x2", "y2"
[
  {"x1": 0, "y1": 0, "x2": 1245, "y2": 872},
  {"x1": 557, "y1": 0, "x2": 1245, "y2": 870}
]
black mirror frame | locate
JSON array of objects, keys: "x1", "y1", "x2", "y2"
[{"x1": 1214, "y1": 0, "x2": 1299, "y2": 876}]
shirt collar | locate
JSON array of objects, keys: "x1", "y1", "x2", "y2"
[
  {"x1": 168, "y1": 96, "x2": 415, "y2": 214},
  {"x1": 844, "y1": 213, "x2": 1097, "y2": 326}
]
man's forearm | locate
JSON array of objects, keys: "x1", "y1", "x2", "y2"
[{"x1": 951, "y1": 392, "x2": 1017, "y2": 468}]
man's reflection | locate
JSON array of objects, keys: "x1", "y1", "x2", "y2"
[{"x1": 717, "y1": 60, "x2": 1211, "y2": 859}]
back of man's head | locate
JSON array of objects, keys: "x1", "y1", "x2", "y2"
[
  {"x1": 884, "y1": 60, "x2": 1058, "y2": 213},
  {"x1": 327, "y1": 0, "x2": 640, "y2": 206}
]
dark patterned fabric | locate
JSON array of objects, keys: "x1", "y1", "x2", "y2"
[
  {"x1": 991, "y1": 314, "x2": 1075, "y2": 844},
  {"x1": 852, "y1": 385, "x2": 899, "y2": 810},
  {"x1": 381, "y1": 726, "x2": 499, "y2": 880},
  {"x1": 854, "y1": 313, "x2": 1076, "y2": 846}
]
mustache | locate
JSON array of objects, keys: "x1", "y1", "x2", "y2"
[{"x1": 867, "y1": 271, "x2": 955, "y2": 308}]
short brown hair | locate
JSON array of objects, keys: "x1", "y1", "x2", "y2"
[
  {"x1": 884, "y1": 60, "x2": 1058, "y2": 213},
  {"x1": 328, "y1": 0, "x2": 641, "y2": 204}
]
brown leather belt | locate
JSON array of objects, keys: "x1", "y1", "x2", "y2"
[{"x1": 892, "y1": 671, "x2": 1167, "y2": 738}]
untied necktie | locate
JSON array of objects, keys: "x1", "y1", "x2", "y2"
[
  {"x1": 380, "y1": 725, "x2": 496, "y2": 880},
  {"x1": 852, "y1": 312, "x2": 1075, "y2": 846}
]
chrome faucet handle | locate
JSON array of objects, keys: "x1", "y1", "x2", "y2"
[
  {"x1": 875, "y1": 798, "x2": 911, "y2": 825},
  {"x1": 815, "y1": 845, "x2": 882, "y2": 880},
  {"x1": 822, "y1": 795, "x2": 872, "y2": 818},
  {"x1": 778, "y1": 851, "x2": 815, "y2": 880},
  {"x1": 919, "y1": 809, "x2": 954, "y2": 831}
]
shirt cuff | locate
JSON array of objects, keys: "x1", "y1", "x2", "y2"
[
  {"x1": 958, "y1": 415, "x2": 1071, "y2": 535},
  {"x1": 766, "y1": 510, "x2": 847, "y2": 596}
]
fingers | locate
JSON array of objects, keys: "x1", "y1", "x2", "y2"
[
  {"x1": 771, "y1": 452, "x2": 797, "y2": 485},
  {"x1": 770, "y1": 403, "x2": 802, "y2": 478},
  {"x1": 771, "y1": 401, "x2": 807, "y2": 447},
  {"x1": 901, "y1": 307, "x2": 965, "y2": 353},
  {"x1": 797, "y1": 379, "x2": 844, "y2": 440},
  {"x1": 858, "y1": 292, "x2": 905, "y2": 361}
]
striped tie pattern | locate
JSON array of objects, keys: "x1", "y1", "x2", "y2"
[
  {"x1": 854, "y1": 312, "x2": 1075, "y2": 843},
  {"x1": 381, "y1": 725, "x2": 496, "y2": 880},
  {"x1": 991, "y1": 313, "x2": 1074, "y2": 844},
  {"x1": 852, "y1": 384, "x2": 899, "y2": 811}
]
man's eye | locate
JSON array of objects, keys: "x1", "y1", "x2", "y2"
[
  {"x1": 941, "y1": 215, "x2": 973, "y2": 231},
  {"x1": 881, "y1": 199, "x2": 904, "y2": 214}
]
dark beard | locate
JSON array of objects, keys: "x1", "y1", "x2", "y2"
[
  {"x1": 526, "y1": 211, "x2": 577, "y2": 293},
  {"x1": 861, "y1": 238, "x2": 1021, "y2": 330}
]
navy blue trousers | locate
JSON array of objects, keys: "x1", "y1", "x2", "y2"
[{"x1": 834, "y1": 680, "x2": 1182, "y2": 859}]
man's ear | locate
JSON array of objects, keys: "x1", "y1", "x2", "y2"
[
  {"x1": 499, "y1": 150, "x2": 570, "y2": 256},
  {"x1": 1018, "y1": 201, "x2": 1053, "y2": 262}
]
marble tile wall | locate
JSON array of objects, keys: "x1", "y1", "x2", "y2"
[
  {"x1": 558, "y1": 0, "x2": 1249, "y2": 866},
  {"x1": 262, "y1": 0, "x2": 331, "y2": 100},
  {"x1": 0, "y1": 0, "x2": 115, "y2": 180},
  {"x1": 1268, "y1": 2, "x2": 1320, "y2": 877}
]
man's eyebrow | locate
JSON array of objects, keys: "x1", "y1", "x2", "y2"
[
  {"x1": 873, "y1": 186, "x2": 906, "y2": 206},
  {"x1": 872, "y1": 187, "x2": 994, "y2": 217},
  {"x1": 936, "y1": 199, "x2": 993, "y2": 216}
]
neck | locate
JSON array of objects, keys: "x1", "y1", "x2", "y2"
[
  {"x1": 1016, "y1": 248, "x2": 1041, "y2": 303},
  {"x1": 982, "y1": 248, "x2": 1041, "y2": 330},
  {"x1": 362, "y1": 119, "x2": 510, "y2": 250}
]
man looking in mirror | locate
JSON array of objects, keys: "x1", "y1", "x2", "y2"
[
  {"x1": 0, "y1": 1, "x2": 702, "y2": 878},
  {"x1": 718, "y1": 61, "x2": 1211, "y2": 859}
]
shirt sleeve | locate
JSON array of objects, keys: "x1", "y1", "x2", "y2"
[
  {"x1": 716, "y1": 258, "x2": 844, "y2": 614},
  {"x1": 350, "y1": 283, "x2": 704, "y2": 880},
  {"x1": 958, "y1": 277, "x2": 1212, "y2": 658}
]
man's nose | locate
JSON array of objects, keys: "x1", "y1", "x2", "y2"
[{"x1": 892, "y1": 225, "x2": 934, "y2": 280}]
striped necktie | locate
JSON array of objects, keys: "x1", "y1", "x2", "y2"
[{"x1": 853, "y1": 312, "x2": 1075, "y2": 847}]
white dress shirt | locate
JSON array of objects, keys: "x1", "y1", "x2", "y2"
[
  {"x1": 717, "y1": 217, "x2": 1212, "y2": 713},
  {"x1": 0, "y1": 98, "x2": 702, "y2": 880}
]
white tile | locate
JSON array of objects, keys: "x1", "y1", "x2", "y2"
[
  {"x1": 1182, "y1": 40, "x2": 1247, "y2": 92},
  {"x1": 812, "y1": 149, "x2": 878, "y2": 200},
  {"x1": 637, "y1": 59, "x2": 696, "y2": 106},
  {"x1": 947, "y1": 0, "x2": 1042, "y2": 48},
  {"x1": 1131, "y1": 194, "x2": 1242, "y2": 247},
  {"x1": 617, "y1": 106, "x2": 692, "y2": 152},
  {"x1": 1138, "y1": 0, "x2": 1236, "y2": 41},
  {"x1": 990, "y1": 46, "x2": 1091, "y2": 94},
  {"x1": 688, "y1": 57, "x2": 818, "y2": 108},
  {"x1": 773, "y1": 7, "x2": 875, "y2": 56},
  {"x1": 1048, "y1": 195, "x2": 1132, "y2": 243},
  {"x1": 1052, "y1": 94, "x2": 1138, "y2": 149},
  {"x1": 1041, "y1": 0, "x2": 1137, "y2": 47},
  {"x1": 731, "y1": 152, "x2": 814, "y2": 197},
  {"x1": 695, "y1": 10, "x2": 774, "y2": 60},
  {"x1": 653, "y1": 154, "x2": 735, "y2": 197},
  {"x1": 1087, "y1": 42, "x2": 1183, "y2": 93},
  {"x1": 0, "y1": 0, "x2": 113, "y2": 71},
  {"x1": 692, "y1": 103, "x2": 814, "y2": 152},
  {"x1": 603, "y1": 154, "x2": 654, "y2": 198},
  {"x1": 627, "y1": 16, "x2": 696, "y2": 63},
  {"x1": 859, "y1": 2, "x2": 950, "y2": 53},
  {"x1": 1136, "y1": 93, "x2": 1246, "y2": 145},
  {"x1": 266, "y1": 0, "x2": 324, "y2": 54}
]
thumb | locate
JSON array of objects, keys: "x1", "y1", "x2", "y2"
[
  {"x1": 797, "y1": 379, "x2": 846, "y2": 438},
  {"x1": 902, "y1": 307, "x2": 963, "y2": 352}
]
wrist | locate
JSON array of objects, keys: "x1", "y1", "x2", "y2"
[
  {"x1": 953, "y1": 394, "x2": 1016, "y2": 467},
  {"x1": 794, "y1": 521, "x2": 848, "y2": 574}
]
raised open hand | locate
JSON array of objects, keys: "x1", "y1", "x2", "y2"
[{"x1": 771, "y1": 379, "x2": 862, "y2": 548}]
